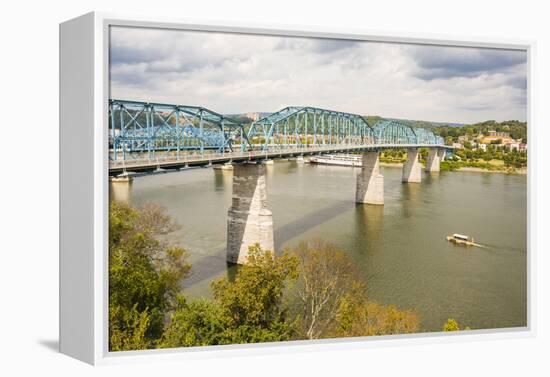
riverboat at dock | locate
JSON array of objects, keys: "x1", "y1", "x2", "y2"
[{"x1": 310, "y1": 154, "x2": 362, "y2": 167}]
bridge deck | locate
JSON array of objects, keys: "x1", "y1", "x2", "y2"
[{"x1": 109, "y1": 143, "x2": 448, "y2": 176}]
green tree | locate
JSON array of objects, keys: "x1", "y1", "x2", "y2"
[
  {"x1": 161, "y1": 298, "x2": 229, "y2": 348},
  {"x1": 109, "y1": 303, "x2": 150, "y2": 351},
  {"x1": 109, "y1": 201, "x2": 191, "y2": 351},
  {"x1": 161, "y1": 245, "x2": 300, "y2": 348},
  {"x1": 210, "y1": 244, "x2": 299, "y2": 344}
]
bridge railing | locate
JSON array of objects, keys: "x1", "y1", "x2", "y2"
[
  {"x1": 109, "y1": 144, "x2": 349, "y2": 167},
  {"x1": 109, "y1": 143, "x2": 448, "y2": 169}
]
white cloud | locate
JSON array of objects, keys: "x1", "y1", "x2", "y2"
[{"x1": 109, "y1": 26, "x2": 527, "y2": 124}]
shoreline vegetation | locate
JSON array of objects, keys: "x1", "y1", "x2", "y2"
[
  {"x1": 379, "y1": 160, "x2": 527, "y2": 175},
  {"x1": 109, "y1": 201, "x2": 469, "y2": 351},
  {"x1": 375, "y1": 119, "x2": 528, "y2": 175},
  {"x1": 379, "y1": 147, "x2": 527, "y2": 175}
]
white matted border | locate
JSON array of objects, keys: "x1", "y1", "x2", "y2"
[{"x1": 60, "y1": 11, "x2": 535, "y2": 365}]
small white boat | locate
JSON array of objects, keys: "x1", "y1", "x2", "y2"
[{"x1": 446, "y1": 233, "x2": 475, "y2": 246}]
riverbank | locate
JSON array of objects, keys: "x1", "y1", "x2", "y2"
[
  {"x1": 379, "y1": 160, "x2": 527, "y2": 175},
  {"x1": 457, "y1": 166, "x2": 527, "y2": 175},
  {"x1": 380, "y1": 161, "x2": 403, "y2": 168}
]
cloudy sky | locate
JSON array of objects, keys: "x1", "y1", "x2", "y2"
[{"x1": 109, "y1": 26, "x2": 527, "y2": 124}]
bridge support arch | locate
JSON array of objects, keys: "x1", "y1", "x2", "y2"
[
  {"x1": 226, "y1": 162, "x2": 274, "y2": 264},
  {"x1": 425, "y1": 148, "x2": 444, "y2": 173},
  {"x1": 402, "y1": 148, "x2": 422, "y2": 183},
  {"x1": 355, "y1": 152, "x2": 384, "y2": 205}
]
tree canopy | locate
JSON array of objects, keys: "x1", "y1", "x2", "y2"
[
  {"x1": 434, "y1": 120, "x2": 527, "y2": 143},
  {"x1": 109, "y1": 201, "x2": 190, "y2": 350},
  {"x1": 162, "y1": 244, "x2": 299, "y2": 347}
]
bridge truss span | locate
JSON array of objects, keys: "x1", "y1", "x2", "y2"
[
  {"x1": 372, "y1": 120, "x2": 417, "y2": 144},
  {"x1": 247, "y1": 106, "x2": 376, "y2": 151},
  {"x1": 108, "y1": 99, "x2": 448, "y2": 166},
  {"x1": 371, "y1": 120, "x2": 444, "y2": 146},
  {"x1": 109, "y1": 100, "x2": 251, "y2": 161}
]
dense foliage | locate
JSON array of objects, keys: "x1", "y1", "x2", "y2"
[
  {"x1": 109, "y1": 202, "x2": 191, "y2": 350},
  {"x1": 434, "y1": 120, "x2": 527, "y2": 143},
  {"x1": 379, "y1": 143, "x2": 526, "y2": 172},
  {"x1": 161, "y1": 245, "x2": 300, "y2": 347}
]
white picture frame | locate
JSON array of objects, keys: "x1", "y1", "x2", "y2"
[{"x1": 59, "y1": 11, "x2": 535, "y2": 365}]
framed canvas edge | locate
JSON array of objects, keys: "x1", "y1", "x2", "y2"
[{"x1": 61, "y1": 11, "x2": 536, "y2": 365}]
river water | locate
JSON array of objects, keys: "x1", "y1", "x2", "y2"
[{"x1": 110, "y1": 160, "x2": 527, "y2": 332}]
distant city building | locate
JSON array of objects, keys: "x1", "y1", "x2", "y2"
[
  {"x1": 452, "y1": 142, "x2": 464, "y2": 149},
  {"x1": 457, "y1": 135, "x2": 469, "y2": 143},
  {"x1": 487, "y1": 130, "x2": 510, "y2": 138},
  {"x1": 480, "y1": 130, "x2": 514, "y2": 145},
  {"x1": 245, "y1": 112, "x2": 262, "y2": 122},
  {"x1": 478, "y1": 143, "x2": 487, "y2": 151}
]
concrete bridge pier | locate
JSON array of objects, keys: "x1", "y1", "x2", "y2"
[
  {"x1": 109, "y1": 175, "x2": 133, "y2": 203},
  {"x1": 226, "y1": 162, "x2": 274, "y2": 264},
  {"x1": 425, "y1": 148, "x2": 443, "y2": 172},
  {"x1": 402, "y1": 148, "x2": 422, "y2": 183},
  {"x1": 213, "y1": 162, "x2": 234, "y2": 171},
  {"x1": 355, "y1": 152, "x2": 384, "y2": 205}
]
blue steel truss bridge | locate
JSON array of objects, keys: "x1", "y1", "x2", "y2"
[
  {"x1": 109, "y1": 99, "x2": 456, "y2": 265},
  {"x1": 109, "y1": 99, "x2": 450, "y2": 176}
]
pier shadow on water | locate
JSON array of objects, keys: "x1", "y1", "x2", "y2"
[{"x1": 182, "y1": 199, "x2": 354, "y2": 288}]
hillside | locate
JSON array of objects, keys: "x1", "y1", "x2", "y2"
[{"x1": 433, "y1": 120, "x2": 527, "y2": 143}]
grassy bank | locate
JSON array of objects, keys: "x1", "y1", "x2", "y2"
[
  {"x1": 379, "y1": 155, "x2": 526, "y2": 175},
  {"x1": 440, "y1": 160, "x2": 526, "y2": 174}
]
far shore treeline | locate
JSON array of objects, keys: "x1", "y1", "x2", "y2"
[
  {"x1": 378, "y1": 119, "x2": 527, "y2": 173},
  {"x1": 365, "y1": 117, "x2": 527, "y2": 142},
  {"x1": 109, "y1": 202, "x2": 467, "y2": 351}
]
